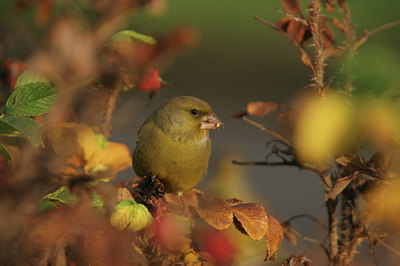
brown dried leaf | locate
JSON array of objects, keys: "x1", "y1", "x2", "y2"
[
  {"x1": 301, "y1": 53, "x2": 314, "y2": 70},
  {"x1": 232, "y1": 203, "x2": 268, "y2": 241},
  {"x1": 320, "y1": 16, "x2": 335, "y2": 47},
  {"x1": 324, "y1": 0, "x2": 335, "y2": 13},
  {"x1": 277, "y1": 110, "x2": 294, "y2": 121},
  {"x1": 336, "y1": 154, "x2": 375, "y2": 176},
  {"x1": 286, "y1": 20, "x2": 308, "y2": 45},
  {"x1": 328, "y1": 172, "x2": 358, "y2": 200},
  {"x1": 117, "y1": 187, "x2": 134, "y2": 202},
  {"x1": 281, "y1": 221, "x2": 298, "y2": 246},
  {"x1": 182, "y1": 190, "x2": 233, "y2": 230},
  {"x1": 265, "y1": 216, "x2": 283, "y2": 261},
  {"x1": 332, "y1": 18, "x2": 348, "y2": 34},
  {"x1": 246, "y1": 101, "x2": 279, "y2": 118},
  {"x1": 325, "y1": 46, "x2": 346, "y2": 58},
  {"x1": 225, "y1": 198, "x2": 243, "y2": 206},
  {"x1": 276, "y1": 17, "x2": 291, "y2": 32},
  {"x1": 281, "y1": 0, "x2": 302, "y2": 14}
]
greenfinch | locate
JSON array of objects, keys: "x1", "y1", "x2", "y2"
[{"x1": 132, "y1": 96, "x2": 223, "y2": 194}]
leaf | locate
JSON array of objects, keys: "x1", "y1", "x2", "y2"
[
  {"x1": 5, "y1": 82, "x2": 57, "y2": 116},
  {"x1": 286, "y1": 20, "x2": 308, "y2": 45},
  {"x1": 301, "y1": 52, "x2": 314, "y2": 71},
  {"x1": 246, "y1": 101, "x2": 279, "y2": 118},
  {"x1": 232, "y1": 203, "x2": 268, "y2": 241},
  {"x1": 85, "y1": 141, "x2": 132, "y2": 180},
  {"x1": 110, "y1": 199, "x2": 153, "y2": 232},
  {"x1": 324, "y1": 0, "x2": 335, "y2": 13},
  {"x1": 336, "y1": 154, "x2": 376, "y2": 176},
  {"x1": 281, "y1": 0, "x2": 302, "y2": 14},
  {"x1": 0, "y1": 143, "x2": 12, "y2": 161},
  {"x1": 39, "y1": 186, "x2": 78, "y2": 212},
  {"x1": 328, "y1": 172, "x2": 358, "y2": 200},
  {"x1": 181, "y1": 190, "x2": 233, "y2": 230},
  {"x1": 15, "y1": 70, "x2": 49, "y2": 88},
  {"x1": 109, "y1": 30, "x2": 156, "y2": 45},
  {"x1": 117, "y1": 187, "x2": 134, "y2": 202},
  {"x1": 0, "y1": 116, "x2": 41, "y2": 144},
  {"x1": 332, "y1": 18, "x2": 348, "y2": 35},
  {"x1": 265, "y1": 216, "x2": 283, "y2": 261},
  {"x1": 90, "y1": 191, "x2": 105, "y2": 210},
  {"x1": 320, "y1": 16, "x2": 335, "y2": 48}
]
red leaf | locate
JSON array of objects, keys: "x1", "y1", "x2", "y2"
[{"x1": 281, "y1": 0, "x2": 302, "y2": 14}]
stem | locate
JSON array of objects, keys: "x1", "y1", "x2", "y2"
[
  {"x1": 309, "y1": 0, "x2": 326, "y2": 95},
  {"x1": 241, "y1": 116, "x2": 292, "y2": 146},
  {"x1": 102, "y1": 87, "x2": 120, "y2": 137}
]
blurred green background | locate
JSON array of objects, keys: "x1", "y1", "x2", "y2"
[{"x1": 1, "y1": 0, "x2": 399, "y2": 264}]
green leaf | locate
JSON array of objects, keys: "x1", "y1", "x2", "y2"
[
  {"x1": 110, "y1": 199, "x2": 153, "y2": 232},
  {"x1": 109, "y1": 30, "x2": 156, "y2": 46},
  {"x1": 0, "y1": 143, "x2": 12, "y2": 161},
  {"x1": 0, "y1": 116, "x2": 41, "y2": 144},
  {"x1": 43, "y1": 186, "x2": 78, "y2": 206},
  {"x1": 38, "y1": 186, "x2": 78, "y2": 213},
  {"x1": 5, "y1": 82, "x2": 57, "y2": 116},
  {"x1": 91, "y1": 191, "x2": 105, "y2": 208},
  {"x1": 15, "y1": 70, "x2": 49, "y2": 88}
]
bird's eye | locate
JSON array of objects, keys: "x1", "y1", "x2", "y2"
[{"x1": 191, "y1": 109, "x2": 198, "y2": 115}]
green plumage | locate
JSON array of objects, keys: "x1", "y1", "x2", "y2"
[{"x1": 132, "y1": 96, "x2": 220, "y2": 194}]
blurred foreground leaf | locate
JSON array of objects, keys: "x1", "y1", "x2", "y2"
[
  {"x1": 0, "y1": 143, "x2": 12, "y2": 161},
  {"x1": 39, "y1": 186, "x2": 78, "y2": 212},
  {"x1": 0, "y1": 116, "x2": 41, "y2": 144}
]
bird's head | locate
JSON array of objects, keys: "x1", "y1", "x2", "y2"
[{"x1": 155, "y1": 96, "x2": 223, "y2": 140}]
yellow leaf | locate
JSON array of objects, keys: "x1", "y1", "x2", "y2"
[{"x1": 110, "y1": 199, "x2": 153, "y2": 232}]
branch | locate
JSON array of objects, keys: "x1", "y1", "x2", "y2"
[
  {"x1": 241, "y1": 116, "x2": 292, "y2": 146},
  {"x1": 102, "y1": 86, "x2": 120, "y2": 137},
  {"x1": 368, "y1": 21, "x2": 400, "y2": 38},
  {"x1": 308, "y1": 0, "x2": 326, "y2": 95},
  {"x1": 287, "y1": 214, "x2": 328, "y2": 230},
  {"x1": 275, "y1": 8, "x2": 308, "y2": 27},
  {"x1": 253, "y1": 16, "x2": 313, "y2": 71},
  {"x1": 290, "y1": 227, "x2": 329, "y2": 256}
]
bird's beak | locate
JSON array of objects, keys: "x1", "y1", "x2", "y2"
[{"x1": 200, "y1": 112, "x2": 223, "y2": 130}]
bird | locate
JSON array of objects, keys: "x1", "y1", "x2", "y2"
[{"x1": 132, "y1": 96, "x2": 223, "y2": 194}]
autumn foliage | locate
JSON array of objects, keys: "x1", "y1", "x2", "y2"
[{"x1": 1, "y1": 0, "x2": 399, "y2": 265}]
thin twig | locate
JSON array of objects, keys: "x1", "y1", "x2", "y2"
[
  {"x1": 102, "y1": 87, "x2": 120, "y2": 137},
  {"x1": 231, "y1": 159, "x2": 323, "y2": 175},
  {"x1": 275, "y1": 8, "x2": 308, "y2": 26},
  {"x1": 375, "y1": 236, "x2": 400, "y2": 257},
  {"x1": 241, "y1": 116, "x2": 292, "y2": 146},
  {"x1": 290, "y1": 227, "x2": 330, "y2": 256},
  {"x1": 287, "y1": 214, "x2": 328, "y2": 230},
  {"x1": 253, "y1": 16, "x2": 313, "y2": 69},
  {"x1": 368, "y1": 21, "x2": 400, "y2": 37}
]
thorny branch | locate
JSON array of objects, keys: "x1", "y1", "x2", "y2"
[{"x1": 308, "y1": 0, "x2": 326, "y2": 95}]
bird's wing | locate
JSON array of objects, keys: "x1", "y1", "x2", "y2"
[{"x1": 136, "y1": 114, "x2": 155, "y2": 143}]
